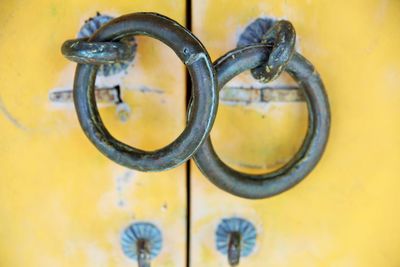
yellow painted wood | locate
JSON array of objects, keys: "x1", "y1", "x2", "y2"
[
  {"x1": 191, "y1": 0, "x2": 400, "y2": 266},
  {"x1": 0, "y1": 1, "x2": 187, "y2": 266}
]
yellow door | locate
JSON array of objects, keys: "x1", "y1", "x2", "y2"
[
  {"x1": 1, "y1": 1, "x2": 400, "y2": 267},
  {"x1": 0, "y1": 1, "x2": 187, "y2": 267},
  {"x1": 190, "y1": 0, "x2": 400, "y2": 266}
]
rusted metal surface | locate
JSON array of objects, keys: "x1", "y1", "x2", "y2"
[
  {"x1": 50, "y1": 85, "x2": 303, "y2": 106},
  {"x1": 220, "y1": 85, "x2": 304, "y2": 105},
  {"x1": 49, "y1": 86, "x2": 123, "y2": 104},
  {"x1": 227, "y1": 232, "x2": 241, "y2": 266},
  {"x1": 137, "y1": 239, "x2": 151, "y2": 267}
]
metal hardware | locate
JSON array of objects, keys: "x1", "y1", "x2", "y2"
[
  {"x1": 48, "y1": 85, "x2": 166, "y2": 122},
  {"x1": 216, "y1": 218, "x2": 257, "y2": 266},
  {"x1": 136, "y1": 239, "x2": 151, "y2": 267},
  {"x1": 192, "y1": 19, "x2": 330, "y2": 199},
  {"x1": 61, "y1": 13, "x2": 330, "y2": 199},
  {"x1": 219, "y1": 85, "x2": 304, "y2": 106},
  {"x1": 227, "y1": 232, "x2": 241, "y2": 266},
  {"x1": 237, "y1": 18, "x2": 295, "y2": 83},
  {"x1": 121, "y1": 222, "x2": 162, "y2": 267},
  {"x1": 67, "y1": 12, "x2": 137, "y2": 77},
  {"x1": 62, "y1": 12, "x2": 217, "y2": 171},
  {"x1": 62, "y1": 38, "x2": 136, "y2": 65},
  {"x1": 49, "y1": 86, "x2": 123, "y2": 104},
  {"x1": 55, "y1": 13, "x2": 135, "y2": 122},
  {"x1": 238, "y1": 18, "x2": 296, "y2": 83}
]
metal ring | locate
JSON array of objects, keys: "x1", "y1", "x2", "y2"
[
  {"x1": 71, "y1": 12, "x2": 217, "y2": 171},
  {"x1": 192, "y1": 44, "x2": 330, "y2": 199}
]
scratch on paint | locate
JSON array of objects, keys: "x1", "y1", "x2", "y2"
[
  {"x1": 135, "y1": 86, "x2": 164, "y2": 94},
  {"x1": 0, "y1": 96, "x2": 27, "y2": 130},
  {"x1": 225, "y1": 157, "x2": 292, "y2": 170}
]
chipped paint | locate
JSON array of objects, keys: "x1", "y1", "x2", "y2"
[{"x1": 115, "y1": 170, "x2": 135, "y2": 207}]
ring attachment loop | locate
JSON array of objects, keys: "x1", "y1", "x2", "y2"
[
  {"x1": 238, "y1": 18, "x2": 296, "y2": 83},
  {"x1": 61, "y1": 38, "x2": 136, "y2": 64}
]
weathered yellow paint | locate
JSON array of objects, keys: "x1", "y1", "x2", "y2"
[
  {"x1": 191, "y1": 0, "x2": 400, "y2": 266},
  {"x1": 2, "y1": 1, "x2": 400, "y2": 266},
  {"x1": 0, "y1": 1, "x2": 187, "y2": 267}
]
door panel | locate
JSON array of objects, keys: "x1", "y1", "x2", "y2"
[
  {"x1": 0, "y1": 1, "x2": 187, "y2": 267},
  {"x1": 2, "y1": 1, "x2": 400, "y2": 266},
  {"x1": 190, "y1": 1, "x2": 400, "y2": 266}
]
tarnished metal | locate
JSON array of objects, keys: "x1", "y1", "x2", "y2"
[
  {"x1": 62, "y1": 38, "x2": 136, "y2": 65},
  {"x1": 61, "y1": 13, "x2": 330, "y2": 198},
  {"x1": 237, "y1": 18, "x2": 296, "y2": 83},
  {"x1": 228, "y1": 232, "x2": 241, "y2": 266},
  {"x1": 68, "y1": 12, "x2": 137, "y2": 77},
  {"x1": 49, "y1": 85, "x2": 132, "y2": 122},
  {"x1": 137, "y1": 239, "x2": 151, "y2": 267},
  {"x1": 219, "y1": 85, "x2": 304, "y2": 106},
  {"x1": 192, "y1": 20, "x2": 330, "y2": 199},
  {"x1": 63, "y1": 12, "x2": 218, "y2": 171},
  {"x1": 49, "y1": 85, "x2": 124, "y2": 104}
]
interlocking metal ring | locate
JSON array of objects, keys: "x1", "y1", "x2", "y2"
[
  {"x1": 63, "y1": 12, "x2": 217, "y2": 171},
  {"x1": 62, "y1": 14, "x2": 330, "y2": 199},
  {"x1": 192, "y1": 20, "x2": 330, "y2": 199}
]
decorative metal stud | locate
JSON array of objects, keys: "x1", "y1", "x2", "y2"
[
  {"x1": 121, "y1": 222, "x2": 162, "y2": 267},
  {"x1": 216, "y1": 217, "x2": 257, "y2": 266}
]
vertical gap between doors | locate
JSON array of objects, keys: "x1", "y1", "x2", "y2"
[{"x1": 185, "y1": 0, "x2": 192, "y2": 266}]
